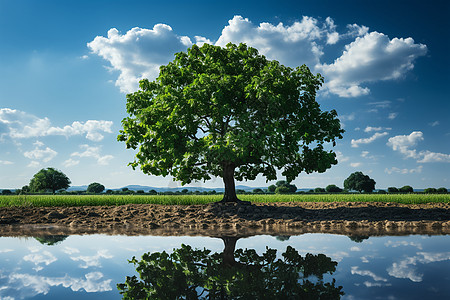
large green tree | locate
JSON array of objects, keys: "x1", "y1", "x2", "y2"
[
  {"x1": 118, "y1": 43, "x2": 344, "y2": 202},
  {"x1": 29, "y1": 167, "x2": 71, "y2": 194},
  {"x1": 343, "y1": 171, "x2": 376, "y2": 193}
]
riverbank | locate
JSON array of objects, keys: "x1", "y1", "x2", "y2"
[{"x1": 1, "y1": 201, "x2": 449, "y2": 237}]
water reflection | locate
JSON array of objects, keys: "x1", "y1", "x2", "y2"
[
  {"x1": 118, "y1": 236, "x2": 344, "y2": 299},
  {"x1": 0, "y1": 233, "x2": 449, "y2": 299}
]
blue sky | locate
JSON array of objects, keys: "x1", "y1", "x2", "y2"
[{"x1": 0, "y1": 0, "x2": 449, "y2": 190}]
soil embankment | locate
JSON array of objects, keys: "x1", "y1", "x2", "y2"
[{"x1": 0, "y1": 201, "x2": 449, "y2": 237}]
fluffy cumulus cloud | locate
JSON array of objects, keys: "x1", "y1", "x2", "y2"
[
  {"x1": 6, "y1": 271, "x2": 111, "y2": 297},
  {"x1": 71, "y1": 145, "x2": 113, "y2": 165},
  {"x1": 317, "y1": 32, "x2": 427, "y2": 97},
  {"x1": 23, "y1": 141, "x2": 57, "y2": 164},
  {"x1": 351, "y1": 132, "x2": 389, "y2": 148},
  {"x1": 215, "y1": 15, "x2": 334, "y2": 67},
  {"x1": 387, "y1": 131, "x2": 450, "y2": 163},
  {"x1": 88, "y1": 25, "x2": 194, "y2": 93},
  {"x1": 387, "y1": 252, "x2": 450, "y2": 282},
  {"x1": 89, "y1": 16, "x2": 427, "y2": 98},
  {"x1": 0, "y1": 108, "x2": 113, "y2": 142}
]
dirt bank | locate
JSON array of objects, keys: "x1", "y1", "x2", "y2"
[{"x1": 1, "y1": 201, "x2": 449, "y2": 237}]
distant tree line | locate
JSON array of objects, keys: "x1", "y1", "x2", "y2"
[{"x1": 1, "y1": 169, "x2": 448, "y2": 195}]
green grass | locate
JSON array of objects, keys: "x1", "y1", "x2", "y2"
[{"x1": 0, "y1": 193, "x2": 449, "y2": 208}]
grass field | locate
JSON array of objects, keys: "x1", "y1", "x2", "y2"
[{"x1": 0, "y1": 193, "x2": 449, "y2": 207}]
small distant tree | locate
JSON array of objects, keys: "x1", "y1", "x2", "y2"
[
  {"x1": 377, "y1": 189, "x2": 387, "y2": 194},
  {"x1": 274, "y1": 180, "x2": 297, "y2": 194},
  {"x1": 29, "y1": 167, "x2": 71, "y2": 194},
  {"x1": 136, "y1": 190, "x2": 145, "y2": 194},
  {"x1": 149, "y1": 189, "x2": 158, "y2": 195},
  {"x1": 387, "y1": 187, "x2": 399, "y2": 193},
  {"x1": 424, "y1": 188, "x2": 437, "y2": 194},
  {"x1": 87, "y1": 182, "x2": 105, "y2": 194},
  {"x1": 106, "y1": 189, "x2": 113, "y2": 194},
  {"x1": 267, "y1": 185, "x2": 276, "y2": 193},
  {"x1": 253, "y1": 188, "x2": 264, "y2": 194},
  {"x1": 181, "y1": 189, "x2": 189, "y2": 194},
  {"x1": 21, "y1": 185, "x2": 30, "y2": 194},
  {"x1": 325, "y1": 184, "x2": 342, "y2": 193},
  {"x1": 314, "y1": 187, "x2": 326, "y2": 193},
  {"x1": 437, "y1": 187, "x2": 448, "y2": 194},
  {"x1": 1, "y1": 189, "x2": 12, "y2": 195},
  {"x1": 343, "y1": 172, "x2": 375, "y2": 193},
  {"x1": 399, "y1": 185, "x2": 413, "y2": 193}
]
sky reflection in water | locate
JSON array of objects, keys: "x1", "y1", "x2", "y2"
[{"x1": 0, "y1": 233, "x2": 449, "y2": 299}]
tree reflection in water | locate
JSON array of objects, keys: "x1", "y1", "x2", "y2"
[{"x1": 118, "y1": 236, "x2": 344, "y2": 299}]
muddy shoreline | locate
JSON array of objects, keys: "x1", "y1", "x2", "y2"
[{"x1": 1, "y1": 201, "x2": 449, "y2": 237}]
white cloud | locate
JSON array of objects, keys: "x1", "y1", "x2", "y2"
[
  {"x1": 387, "y1": 131, "x2": 450, "y2": 163},
  {"x1": 27, "y1": 161, "x2": 41, "y2": 168},
  {"x1": 62, "y1": 158, "x2": 80, "y2": 168},
  {"x1": 351, "y1": 266, "x2": 388, "y2": 282},
  {"x1": 385, "y1": 166, "x2": 423, "y2": 175},
  {"x1": 418, "y1": 151, "x2": 450, "y2": 163},
  {"x1": 0, "y1": 160, "x2": 13, "y2": 165},
  {"x1": 387, "y1": 131, "x2": 423, "y2": 159},
  {"x1": 70, "y1": 250, "x2": 113, "y2": 269},
  {"x1": 387, "y1": 252, "x2": 450, "y2": 282},
  {"x1": 23, "y1": 250, "x2": 57, "y2": 272},
  {"x1": 351, "y1": 132, "x2": 389, "y2": 148},
  {"x1": 216, "y1": 15, "x2": 330, "y2": 68},
  {"x1": 368, "y1": 100, "x2": 391, "y2": 108},
  {"x1": 88, "y1": 25, "x2": 194, "y2": 93},
  {"x1": 388, "y1": 112, "x2": 398, "y2": 120},
  {"x1": 335, "y1": 150, "x2": 349, "y2": 163},
  {"x1": 24, "y1": 141, "x2": 57, "y2": 163},
  {"x1": 350, "y1": 162, "x2": 361, "y2": 167},
  {"x1": 385, "y1": 240, "x2": 422, "y2": 250},
  {"x1": 88, "y1": 16, "x2": 427, "y2": 98},
  {"x1": 317, "y1": 32, "x2": 427, "y2": 97},
  {"x1": 0, "y1": 108, "x2": 113, "y2": 141},
  {"x1": 364, "y1": 126, "x2": 391, "y2": 133},
  {"x1": 63, "y1": 247, "x2": 80, "y2": 255},
  {"x1": 429, "y1": 121, "x2": 439, "y2": 127},
  {"x1": 8, "y1": 272, "x2": 112, "y2": 296},
  {"x1": 71, "y1": 145, "x2": 114, "y2": 165},
  {"x1": 346, "y1": 24, "x2": 369, "y2": 37},
  {"x1": 46, "y1": 120, "x2": 113, "y2": 142}
]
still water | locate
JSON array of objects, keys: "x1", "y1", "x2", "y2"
[{"x1": 0, "y1": 233, "x2": 449, "y2": 299}]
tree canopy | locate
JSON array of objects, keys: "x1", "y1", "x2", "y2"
[
  {"x1": 118, "y1": 242, "x2": 343, "y2": 299},
  {"x1": 343, "y1": 172, "x2": 376, "y2": 193},
  {"x1": 29, "y1": 167, "x2": 71, "y2": 194},
  {"x1": 118, "y1": 43, "x2": 344, "y2": 202},
  {"x1": 87, "y1": 182, "x2": 105, "y2": 193}
]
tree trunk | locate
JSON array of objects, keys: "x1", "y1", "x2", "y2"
[
  {"x1": 221, "y1": 163, "x2": 239, "y2": 202},
  {"x1": 221, "y1": 236, "x2": 239, "y2": 267}
]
